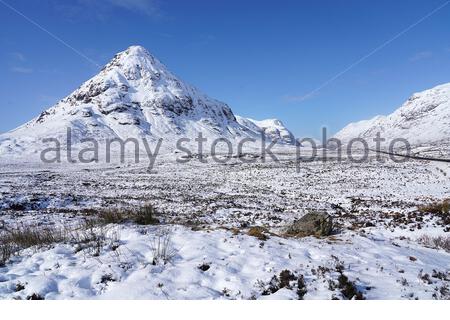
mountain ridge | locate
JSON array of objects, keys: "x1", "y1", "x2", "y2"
[{"x1": 334, "y1": 82, "x2": 450, "y2": 147}]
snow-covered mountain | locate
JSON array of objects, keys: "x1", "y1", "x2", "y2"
[
  {"x1": 0, "y1": 45, "x2": 296, "y2": 155},
  {"x1": 334, "y1": 82, "x2": 450, "y2": 147},
  {"x1": 236, "y1": 116, "x2": 296, "y2": 145}
]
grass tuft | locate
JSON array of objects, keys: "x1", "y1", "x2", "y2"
[{"x1": 418, "y1": 235, "x2": 450, "y2": 252}]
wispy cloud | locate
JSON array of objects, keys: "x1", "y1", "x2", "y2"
[
  {"x1": 104, "y1": 0, "x2": 160, "y2": 16},
  {"x1": 54, "y1": 0, "x2": 162, "y2": 21},
  {"x1": 11, "y1": 66, "x2": 33, "y2": 74},
  {"x1": 1, "y1": 1, "x2": 101, "y2": 68},
  {"x1": 8, "y1": 52, "x2": 33, "y2": 73},
  {"x1": 10, "y1": 52, "x2": 26, "y2": 62},
  {"x1": 409, "y1": 51, "x2": 433, "y2": 62},
  {"x1": 283, "y1": 93, "x2": 318, "y2": 103}
]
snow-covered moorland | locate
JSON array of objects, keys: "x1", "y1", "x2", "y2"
[
  {"x1": 0, "y1": 45, "x2": 449, "y2": 300},
  {"x1": 0, "y1": 151, "x2": 449, "y2": 300}
]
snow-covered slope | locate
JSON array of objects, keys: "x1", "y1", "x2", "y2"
[
  {"x1": 0, "y1": 46, "x2": 296, "y2": 155},
  {"x1": 236, "y1": 116, "x2": 296, "y2": 144},
  {"x1": 334, "y1": 83, "x2": 450, "y2": 147}
]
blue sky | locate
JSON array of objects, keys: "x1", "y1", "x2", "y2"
[{"x1": 1, "y1": 0, "x2": 450, "y2": 137}]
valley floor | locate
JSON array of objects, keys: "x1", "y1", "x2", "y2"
[{"x1": 0, "y1": 152, "x2": 449, "y2": 299}]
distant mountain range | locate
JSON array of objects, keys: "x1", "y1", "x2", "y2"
[
  {"x1": 1, "y1": 45, "x2": 449, "y2": 157},
  {"x1": 0, "y1": 46, "x2": 296, "y2": 155}
]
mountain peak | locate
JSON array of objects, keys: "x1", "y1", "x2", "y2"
[
  {"x1": 98, "y1": 45, "x2": 169, "y2": 83},
  {"x1": 114, "y1": 45, "x2": 157, "y2": 63},
  {"x1": 125, "y1": 45, "x2": 151, "y2": 56}
]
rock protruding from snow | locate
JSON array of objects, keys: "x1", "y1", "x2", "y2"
[
  {"x1": 334, "y1": 83, "x2": 450, "y2": 147},
  {"x1": 285, "y1": 211, "x2": 333, "y2": 237}
]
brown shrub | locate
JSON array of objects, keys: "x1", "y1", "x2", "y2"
[
  {"x1": 89, "y1": 204, "x2": 160, "y2": 226},
  {"x1": 0, "y1": 240, "x2": 14, "y2": 267},
  {"x1": 419, "y1": 200, "x2": 450, "y2": 215},
  {"x1": 0, "y1": 224, "x2": 67, "y2": 266},
  {"x1": 6, "y1": 225, "x2": 66, "y2": 249},
  {"x1": 132, "y1": 205, "x2": 160, "y2": 225},
  {"x1": 418, "y1": 235, "x2": 450, "y2": 252},
  {"x1": 338, "y1": 274, "x2": 365, "y2": 300},
  {"x1": 247, "y1": 226, "x2": 269, "y2": 241}
]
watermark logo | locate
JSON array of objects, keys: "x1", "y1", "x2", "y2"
[{"x1": 40, "y1": 127, "x2": 414, "y2": 172}]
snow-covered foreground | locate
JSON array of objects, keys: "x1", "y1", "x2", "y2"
[
  {"x1": 0, "y1": 152, "x2": 449, "y2": 299},
  {"x1": 1, "y1": 224, "x2": 449, "y2": 300}
]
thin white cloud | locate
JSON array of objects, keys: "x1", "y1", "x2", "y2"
[
  {"x1": 56, "y1": 0, "x2": 161, "y2": 20},
  {"x1": 10, "y1": 52, "x2": 26, "y2": 62},
  {"x1": 409, "y1": 51, "x2": 433, "y2": 62},
  {"x1": 9, "y1": 51, "x2": 32, "y2": 73},
  {"x1": 283, "y1": 92, "x2": 318, "y2": 103},
  {"x1": 105, "y1": 0, "x2": 160, "y2": 16},
  {"x1": 11, "y1": 66, "x2": 33, "y2": 74}
]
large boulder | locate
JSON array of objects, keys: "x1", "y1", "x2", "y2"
[{"x1": 285, "y1": 211, "x2": 333, "y2": 237}]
